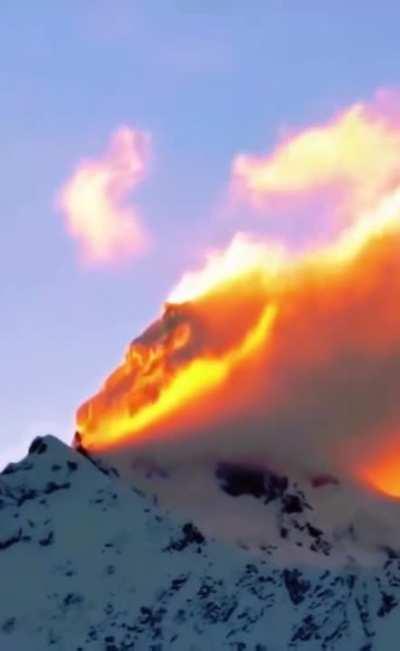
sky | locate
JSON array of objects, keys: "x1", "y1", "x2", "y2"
[{"x1": 2, "y1": 1, "x2": 400, "y2": 469}]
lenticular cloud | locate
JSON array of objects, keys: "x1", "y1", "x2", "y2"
[{"x1": 58, "y1": 126, "x2": 150, "y2": 266}]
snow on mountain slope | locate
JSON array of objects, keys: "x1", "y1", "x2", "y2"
[{"x1": 0, "y1": 436, "x2": 400, "y2": 650}]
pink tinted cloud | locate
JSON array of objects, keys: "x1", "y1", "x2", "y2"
[
  {"x1": 230, "y1": 95, "x2": 400, "y2": 231},
  {"x1": 58, "y1": 127, "x2": 151, "y2": 267}
]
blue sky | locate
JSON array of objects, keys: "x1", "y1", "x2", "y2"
[{"x1": 1, "y1": 2, "x2": 400, "y2": 467}]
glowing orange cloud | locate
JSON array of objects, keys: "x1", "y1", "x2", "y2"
[
  {"x1": 78, "y1": 303, "x2": 278, "y2": 448},
  {"x1": 58, "y1": 127, "x2": 150, "y2": 266},
  {"x1": 359, "y1": 434, "x2": 400, "y2": 498},
  {"x1": 75, "y1": 94, "x2": 400, "y2": 503}
]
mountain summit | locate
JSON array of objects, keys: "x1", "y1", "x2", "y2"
[{"x1": 0, "y1": 435, "x2": 399, "y2": 650}]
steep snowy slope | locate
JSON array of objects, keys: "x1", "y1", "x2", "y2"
[{"x1": 0, "y1": 436, "x2": 400, "y2": 650}]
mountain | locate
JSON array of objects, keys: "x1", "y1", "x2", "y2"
[{"x1": 0, "y1": 436, "x2": 400, "y2": 650}]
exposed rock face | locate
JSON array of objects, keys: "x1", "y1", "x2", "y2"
[{"x1": 0, "y1": 436, "x2": 400, "y2": 650}]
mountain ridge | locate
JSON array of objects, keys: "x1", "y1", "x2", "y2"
[{"x1": 0, "y1": 435, "x2": 399, "y2": 650}]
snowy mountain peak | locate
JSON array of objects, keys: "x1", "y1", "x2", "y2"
[{"x1": 1, "y1": 436, "x2": 400, "y2": 649}]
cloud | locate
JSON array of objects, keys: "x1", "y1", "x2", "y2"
[
  {"x1": 230, "y1": 93, "x2": 400, "y2": 240},
  {"x1": 73, "y1": 93, "x2": 400, "y2": 559},
  {"x1": 76, "y1": 225, "x2": 400, "y2": 487},
  {"x1": 57, "y1": 126, "x2": 151, "y2": 267},
  {"x1": 79, "y1": 227, "x2": 400, "y2": 561},
  {"x1": 76, "y1": 95, "x2": 400, "y2": 501}
]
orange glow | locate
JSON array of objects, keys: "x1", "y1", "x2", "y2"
[
  {"x1": 78, "y1": 304, "x2": 278, "y2": 448},
  {"x1": 359, "y1": 437, "x2": 400, "y2": 498},
  {"x1": 57, "y1": 126, "x2": 150, "y2": 266},
  {"x1": 76, "y1": 96, "x2": 400, "y2": 499}
]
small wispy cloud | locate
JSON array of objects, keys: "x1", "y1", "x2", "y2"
[{"x1": 57, "y1": 126, "x2": 151, "y2": 267}]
